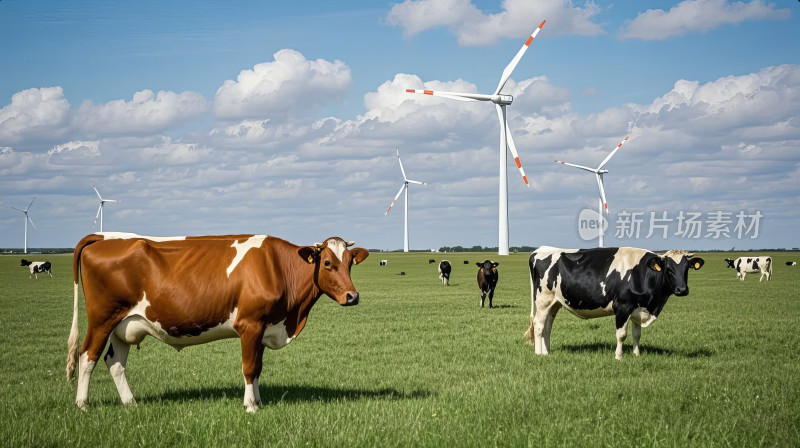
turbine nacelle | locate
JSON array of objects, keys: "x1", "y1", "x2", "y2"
[{"x1": 491, "y1": 94, "x2": 513, "y2": 106}]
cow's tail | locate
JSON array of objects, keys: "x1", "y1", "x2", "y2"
[
  {"x1": 67, "y1": 234, "x2": 103, "y2": 381},
  {"x1": 524, "y1": 252, "x2": 539, "y2": 345}
]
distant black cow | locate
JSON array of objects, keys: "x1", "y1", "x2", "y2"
[
  {"x1": 438, "y1": 260, "x2": 451, "y2": 286},
  {"x1": 525, "y1": 247, "x2": 703, "y2": 359},
  {"x1": 725, "y1": 256, "x2": 772, "y2": 281},
  {"x1": 476, "y1": 260, "x2": 499, "y2": 308},
  {"x1": 428, "y1": 259, "x2": 436, "y2": 264},
  {"x1": 463, "y1": 260, "x2": 469, "y2": 265},
  {"x1": 20, "y1": 259, "x2": 52, "y2": 279}
]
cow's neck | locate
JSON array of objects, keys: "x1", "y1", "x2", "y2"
[{"x1": 280, "y1": 250, "x2": 322, "y2": 338}]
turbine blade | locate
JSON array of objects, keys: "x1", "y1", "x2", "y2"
[
  {"x1": 554, "y1": 160, "x2": 597, "y2": 173},
  {"x1": 93, "y1": 185, "x2": 103, "y2": 201},
  {"x1": 11, "y1": 206, "x2": 24, "y2": 213},
  {"x1": 27, "y1": 196, "x2": 37, "y2": 211},
  {"x1": 405, "y1": 89, "x2": 487, "y2": 102},
  {"x1": 502, "y1": 109, "x2": 529, "y2": 187},
  {"x1": 94, "y1": 204, "x2": 102, "y2": 224},
  {"x1": 406, "y1": 180, "x2": 427, "y2": 185},
  {"x1": 385, "y1": 184, "x2": 407, "y2": 215},
  {"x1": 596, "y1": 174, "x2": 609, "y2": 215},
  {"x1": 396, "y1": 149, "x2": 408, "y2": 181},
  {"x1": 27, "y1": 216, "x2": 37, "y2": 231},
  {"x1": 597, "y1": 136, "x2": 630, "y2": 170},
  {"x1": 494, "y1": 20, "x2": 546, "y2": 95}
]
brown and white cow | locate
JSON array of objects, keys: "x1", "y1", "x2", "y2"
[{"x1": 66, "y1": 232, "x2": 368, "y2": 412}]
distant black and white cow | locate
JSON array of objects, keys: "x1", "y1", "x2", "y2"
[
  {"x1": 786, "y1": 262, "x2": 796, "y2": 266},
  {"x1": 476, "y1": 260, "x2": 499, "y2": 308},
  {"x1": 20, "y1": 259, "x2": 52, "y2": 279},
  {"x1": 379, "y1": 260, "x2": 388, "y2": 266},
  {"x1": 438, "y1": 260, "x2": 451, "y2": 286},
  {"x1": 724, "y1": 257, "x2": 772, "y2": 281},
  {"x1": 524, "y1": 247, "x2": 704, "y2": 359}
]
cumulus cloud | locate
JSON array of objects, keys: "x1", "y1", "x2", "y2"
[
  {"x1": 619, "y1": 0, "x2": 791, "y2": 41},
  {"x1": 74, "y1": 90, "x2": 208, "y2": 137},
  {"x1": 0, "y1": 87, "x2": 71, "y2": 143},
  {"x1": 214, "y1": 49, "x2": 352, "y2": 122},
  {"x1": 387, "y1": 0, "x2": 604, "y2": 45}
]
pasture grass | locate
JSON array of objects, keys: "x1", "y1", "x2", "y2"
[{"x1": 0, "y1": 250, "x2": 798, "y2": 447}]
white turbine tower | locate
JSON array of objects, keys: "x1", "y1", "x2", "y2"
[
  {"x1": 555, "y1": 136, "x2": 630, "y2": 247},
  {"x1": 385, "y1": 149, "x2": 428, "y2": 253},
  {"x1": 11, "y1": 197, "x2": 37, "y2": 254},
  {"x1": 93, "y1": 185, "x2": 120, "y2": 232},
  {"x1": 406, "y1": 20, "x2": 546, "y2": 256}
]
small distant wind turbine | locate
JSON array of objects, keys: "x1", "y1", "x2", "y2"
[
  {"x1": 11, "y1": 197, "x2": 37, "y2": 254},
  {"x1": 93, "y1": 185, "x2": 120, "y2": 232},
  {"x1": 405, "y1": 20, "x2": 546, "y2": 256},
  {"x1": 555, "y1": 136, "x2": 629, "y2": 247},
  {"x1": 384, "y1": 149, "x2": 427, "y2": 253}
]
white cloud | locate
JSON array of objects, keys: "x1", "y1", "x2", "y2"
[
  {"x1": 0, "y1": 87, "x2": 71, "y2": 143},
  {"x1": 387, "y1": 0, "x2": 604, "y2": 45},
  {"x1": 214, "y1": 49, "x2": 352, "y2": 121},
  {"x1": 74, "y1": 90, "x2": 208, "y2": 137},
  {"x1": 620, "y1": 0, "x2": 791, "y2": 41}
]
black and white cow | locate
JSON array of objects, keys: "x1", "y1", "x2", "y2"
[
  {"x1": 524, "y1": 247, "x2": 704, "y2": 359},
  {"x1": 786, "y1": 262, "x2": 796, "y2": 266},
  {"x1": 20, "y1": 259, "x2": 52, "y2": 279},
  {"x1": 438, "y1": 260, "x2": 451, "y2": 286},
  {"x1": 379, "y1": 260, "x2": 388, "y2": 266},
  {"x1": 476, "y1": 260, "x2": 499, "y2": 308},
  {"x1": 724, "y1": 257, "x2": 772, "y2": 281}
]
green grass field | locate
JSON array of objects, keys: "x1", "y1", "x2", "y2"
[{"x1": 1, "y1": 250, "x2": 798, "y2": 447}]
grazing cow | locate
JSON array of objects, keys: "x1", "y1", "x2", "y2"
[
  {"x1": 380, "y1": 260, "x2": 388, "y2": 266},
  {"x1": 786, "y1": 262, "x2": 796, "y2": 266},
  {"x1": 438, "y1": 260, "x2": 451, "y2": 286},
  {"x1": 428, "y1": 259, "x2": 436, "y2": 264},
  {"x1": 20, "y1": 259, "x2": 52, "y2": 279},
  {"x1": 464, "y1": 260, "x2": 469, "y2": 265},
  {"x1": 66, "y1": 232, "x2": 368, "y2": 413},
  {"x1": 476, "y1": 260, "x2": 499, "y2": 308},
  {"x1": 724, "y1": 257, "x2": 772, "y2": 281},
  {"x1": 524, "y1": 246, "x2": 704, "y2": 360}
]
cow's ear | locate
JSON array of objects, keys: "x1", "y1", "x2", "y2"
[
  {"x1": 492, "y1": 262, "x2": 499, "y2": 267},
  {"x1": 689, "y1": 257, "x2": 704, "y2": 270},
  {"x1": 297, "y1": 247, "x2": 317, "y2": 264},
  {"x1": 350, "y1": 248, "x2": 369, "y2": 265},
  {"x1": 647, "y1": 257, "x2": 663, "y2": 272},
  {"x1": 476, "y1": 262, "x2": 482, "y2": 267}
]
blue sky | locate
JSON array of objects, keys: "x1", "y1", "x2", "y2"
[{"x1": 1, "y1": 0, "x2": 799, "y2": 251}]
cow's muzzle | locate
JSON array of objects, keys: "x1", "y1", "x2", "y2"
[
  {"x1": 343, "y1": 292, "x2": 360, "y2": 306},
  {"x1": 674, "y1": 287, "x2": 689, "y2": 297}
]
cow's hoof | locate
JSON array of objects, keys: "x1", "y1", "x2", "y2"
[
  {"x1": 244, "y1": 403, "x2": 258, "y2": 414},
  {"x1": 122, "y1": 398, "x2": 137, "y2": 406},
  {"x1": 76, "y1": 400, "x2": 88, "y2": 411}
]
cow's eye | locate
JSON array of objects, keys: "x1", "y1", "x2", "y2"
[{"x1": 324, "y1": 260, "x2": 331, "y2": 268}]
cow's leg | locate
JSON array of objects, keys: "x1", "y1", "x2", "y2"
[
  {"x1": 542, "y1": 303, "x2": 561, "y2": 354},
  {"x1": 104, "y1": 331, "x2": 135, "y2": 405},
  {"x1": 631, "y1": 320, "x2": 642, "y2": 356},
  {"x1": 614, "y1": 314, "x2": 630, "y2": 360},
  {"x1": 76, "y1": 322, "x2": 117, "y2": 410},
  {"x1": 488, "y1": 287, "x2": 495, "y2": 308},
  {"x1": 480, "y1": 291, "x2": 486, "y2": 308},
  {"x1": 239, "y1": 327, "x2": 265, "y2": 413}
]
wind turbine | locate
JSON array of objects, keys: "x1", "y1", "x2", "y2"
[
  {"x1": 11, "y1": 197, "x2": 37, "y2": 254},
  {"x1": 555, "y1": 136, "x2": 629, "y2": 247},
  {"x1": 93, "y1": 185, "x2": 120, "y2": 232},
  {"x1": 384, "y1": 149, "x2": 428, "y2": 252},
  {"x1": 405, "y1": 20, "x2": 546, "y2": 256}
]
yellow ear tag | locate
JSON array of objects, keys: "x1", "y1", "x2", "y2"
[
  {"x1": 694, "y1": 262, "x2": 700, "y2": 269},
  {"x1": 654, "y1": 263, "x2": 661, "y2": 272},
  {"x1": 308, "y1": 255, "x2": 314, "y2": 263}
]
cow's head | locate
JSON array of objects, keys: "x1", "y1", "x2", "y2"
[
  {"x1": 476, "y1": 260, "x2": 499, "y2": 280},
  {"x1": 724, "y1": 258, "x2": 735, "y2": 269},
  {"x1": 20, "y1": 259, "x2": 31, "y2": 266},
  {"x1": 648, "y1": 250, "x2": 704, "y2": 296},
  {"x1": 298, "y1": 237, "x2": 369, "y2": 306}
]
